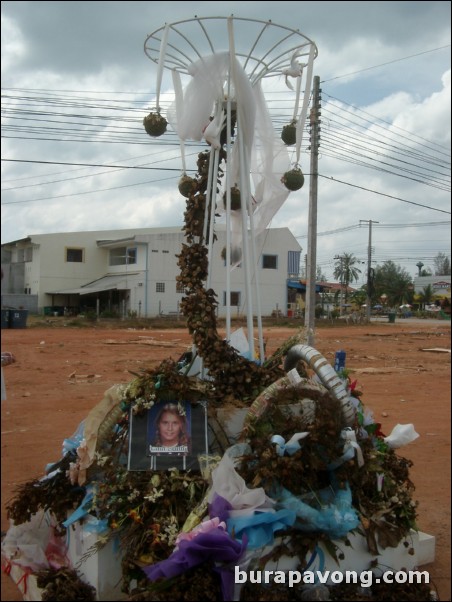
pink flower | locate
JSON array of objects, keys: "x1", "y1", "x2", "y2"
[{"x1": 175, "y1": 517, "x2": 226, "y2": 547}]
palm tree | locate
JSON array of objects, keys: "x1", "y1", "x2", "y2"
[
  {"x1": 417, "y1": 284, "x2": 434, "y2": 308},
  {"x1": 333, "y1": 253, "x2": 362, "y2": 304}
]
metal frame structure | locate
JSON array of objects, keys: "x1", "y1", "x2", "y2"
[{"x1": 144, "y1": 16, "x2": 317, "y2": 360}]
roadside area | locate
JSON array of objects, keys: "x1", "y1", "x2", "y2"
[{"x1": 1, "y1": 319, "x2": 450, "y2": 600}]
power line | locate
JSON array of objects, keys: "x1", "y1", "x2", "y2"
[
  {"x1": 321, "y1": 45, "x2": 451, "y2": 84},
  {"x1": 1, "y1": 158, "x2": 181, "y2": 171},
  {"x1": 318, "y1": 174, "x2": 451, "y2": 215},
  {"x1": 295, "y1": 221, "x2": 450, "y2": 239}
]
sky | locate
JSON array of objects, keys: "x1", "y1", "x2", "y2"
[{"x1": 1, "y1": 1, "x2": 451, "y2": 283}]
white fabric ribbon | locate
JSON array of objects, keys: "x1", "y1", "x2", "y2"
[
  {"x1": 328, "y1": 428, "x2": 364, "y2": 469},
  {"x1": 342, "y1": 428, "x2": 364, "y2": 467},
  {"x1": 271, "y1": 432, "x2": 309, "y2": 456},
  {"x1": 384, "y1": 423, "x2": 419, "y2": 449},
  {"x1": 208, "y1": 453, "x2": 276, "y2": 517}
]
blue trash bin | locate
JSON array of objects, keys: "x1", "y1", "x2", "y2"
[
  {"x1": 1, "y1": 309, "x2": 10, "y2": 329},
  {"x1": 9, "y1": 309, "x2": 29, "y2": 328}
]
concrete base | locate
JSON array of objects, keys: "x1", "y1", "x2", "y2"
[
  {"x1": 2, "y1": 524, "x2": 435, "y2": 601},
  {"x1": 66, "y1": 515, "x2": 124, "y2": 601},
  {"x1": 417, "y1": 531, "x2": 436, "y2": 565}
]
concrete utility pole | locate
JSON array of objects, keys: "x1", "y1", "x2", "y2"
[
  {"x1": 360, "y1": 219, "x2": 379, "y2": 322},
  {"x1": 334, "y1": 254, "x2": 344, "y2": 315},
  {"x1": 305, "y1": 75, "x2": 321, "y2": 346}
]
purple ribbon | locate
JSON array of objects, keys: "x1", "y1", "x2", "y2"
[{"x1": 143, "y1": 527, "x2": 246, "y2": 601}]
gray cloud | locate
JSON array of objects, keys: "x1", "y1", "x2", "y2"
[{"x1": 1, "y1": 1, "x2": 450, "y2": 279}]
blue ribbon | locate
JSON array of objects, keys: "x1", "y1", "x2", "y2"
[
  {"x1": 62, "y1": 486, "x2": 94, "y2": 528},
  {"x1": 226, "y1": 509, "x2": 296, "y2": 548},
  {"x1": 62, "y1": 420, "x2": 85, "y2": 455}
]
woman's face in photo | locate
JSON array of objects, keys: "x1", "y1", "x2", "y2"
[{"x1": 158, "y1": 411, "x2": 182, "y2": 446}]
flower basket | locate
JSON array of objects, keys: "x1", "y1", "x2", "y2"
[
  {"x1": 222, "y1": 186, "x2": 241, "y2": 210},
  {"x1": 178, "y1": 174, "x2": 198, "y2": 198},
  {"x1": 143, "y1": 112, "x2": 167, "y2": 137},
  {"x1": 281, "y1": 166, "x2": 304, "y2": 191},
  {"x1": 281, "y1": 121, "x2": 297, "y2": 146},
  {"x1": 235, "y1": 344, "x2": 419, "y2": 570}
]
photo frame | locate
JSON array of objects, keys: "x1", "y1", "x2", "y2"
[{"x1": 128, "y1": 400, "x2": 208, "y2": 471}]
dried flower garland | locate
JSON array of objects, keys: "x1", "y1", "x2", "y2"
[{"x1": 35, "y1": 567, "x2": 97, "y2": 601}]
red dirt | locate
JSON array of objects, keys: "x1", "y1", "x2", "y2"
[{"x1": 1, "y1": 319, "x2": 451, "y2": 600}]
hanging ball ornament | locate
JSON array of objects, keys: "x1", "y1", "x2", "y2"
[
  {"x1": 223, "y1": 186, "x2": 241, "y2": 210},
  {"x1": 281, "y1": 121, "x2": 297, "y2": 146},
  {"x1": 178, "y1": 174, "x2": 198, "y2": 198},
  {"x1": 143, "y1": 112, "x2": 167, "y2": 137},
  {"x1": 281, "y1": 166, "x2": 305, "y2": 191}
]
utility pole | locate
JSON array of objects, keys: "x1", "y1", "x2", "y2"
[
  {"x1": 360, "y1": 219, "x2": 379, "y2": 322},
  {"x1": 334, "y1": 255, "x2": 344, "y2": 315},
  {"x1": 305, "y1": 75, "x2": 321, "y2": 346}
]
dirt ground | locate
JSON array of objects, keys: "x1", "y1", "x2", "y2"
[{"x1": 1, "y1": 318, "x2": 451, "y2": 601}]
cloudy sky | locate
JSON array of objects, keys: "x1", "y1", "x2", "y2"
[{"x1": 1, "y1": 1, "x2": 450, "y2": 282}]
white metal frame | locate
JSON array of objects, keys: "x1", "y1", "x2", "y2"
[{"x1": 144, "y1": 16, "x2": 317, "y2": 361}]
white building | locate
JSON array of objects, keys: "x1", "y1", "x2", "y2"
[
  {"x1": 1, "y1": 226, "x2": 302, "y2": 318},
  {"x1": 413, "y1": 275, "x2": 451, "y2": 296}
]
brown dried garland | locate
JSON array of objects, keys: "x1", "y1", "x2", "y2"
[
  {"x1": 176, "y1": 145, "x2": 284, "y2": 405},
  {"x1": 35, "y1": 567, "x2": 96, "y2": 601},
  {"x1": 6, "y1": 452, "x2": 85, "y2": 526}
]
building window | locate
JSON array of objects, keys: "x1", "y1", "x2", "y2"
[
  {"x1": 287, "y1": 251, "x2": 301, "y2": 276},
  {"x1": 162, "y1": 250, "x2": 169, "y2": 254},
  {"x1": 176, "y1": 281, "x2": 185, "y2": 294},
  {"x1": 262, "y1": 254, "x2": 278, "y2": 269},
  {"x1": 223, "y1": 291, "x2": 241, "y2": 306},
  {"x1": 156, "y1": 282, "x2": 165, "y2": 293},
  {"x1": 109, "y1": 246, "x2": 137, "y2": 266},
  {"x1": 24, "y1": 247, "x2": 33, "y2": 262},
  {"x1": 66, "y1": 248, "x2": 84, "y2": 263}
]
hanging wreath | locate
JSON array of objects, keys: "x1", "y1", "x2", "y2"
[
  {"x1": 281, "y1": 120, "x2": 297, "y2": 146},
  {"x1": 281, "y1": 166, "x2": 305, "y2": 191},
  {"x1": 143, "y1": 112, "x2": 168, "y2": 137},
  {"x1": 178, "y1": 174, "x2": 198, "y2": 198},
  {"x1": 222, "y1": 186, "x2": 241, "y2": 210}
]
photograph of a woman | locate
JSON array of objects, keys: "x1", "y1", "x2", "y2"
[
  {"x1": 148, "y1": 402, "x2": 191, "y2": 455},
  {"x1": 128, "y1": 399, "x2": 207, "y2": 471}
]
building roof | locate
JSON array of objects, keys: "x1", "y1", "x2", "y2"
[
  {"x1": 47, "y1": 273, "x2": 140, "y2": 295},
  {"x1": 317, "y1": 281, "x2": 357, "y2": 293}
]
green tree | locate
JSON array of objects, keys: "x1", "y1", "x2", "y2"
[
  {"x1": 316, "y1": 265, "x2": 327, "y2": 282},
  {"x1": 350, "y1": 286, "x2": 367, "y2": 308},
  {"x1": 417, "y1": 284, "x2": 434, "y2": 306},
  {"x1": 333, "y1": 253, "x2": 362, "y2": 304},
  {"x1": 373, "y1": 261, "x2": 414, "y2": 307},
  {"x1": 433, "y1": 252, "x2": 451, "y2": 276}
]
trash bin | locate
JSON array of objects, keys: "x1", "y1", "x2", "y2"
[
  {"x1": 388, "y1": 312, "x2": 396, "y2": 323},
  {"x1": 9, "y1": 309, "x2": 29, "y2": 329},
  {"x1": 1, "y1": 309, "x2": 10, "y2": 329}
]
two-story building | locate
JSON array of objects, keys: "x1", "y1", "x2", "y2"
[{"x1": 1, "y1": 226, "x2": 302, "y2": 318}]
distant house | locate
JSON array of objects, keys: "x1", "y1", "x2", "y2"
[
  {"x1": 286, "y1": 279, "x2": 357, "y2": 316},
  {"x1": 413, "y1": 275, "x2": 451, "y2": 298},
  {"x1": 1, "y1": 226, "x2": 302, "y2": 318}
]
